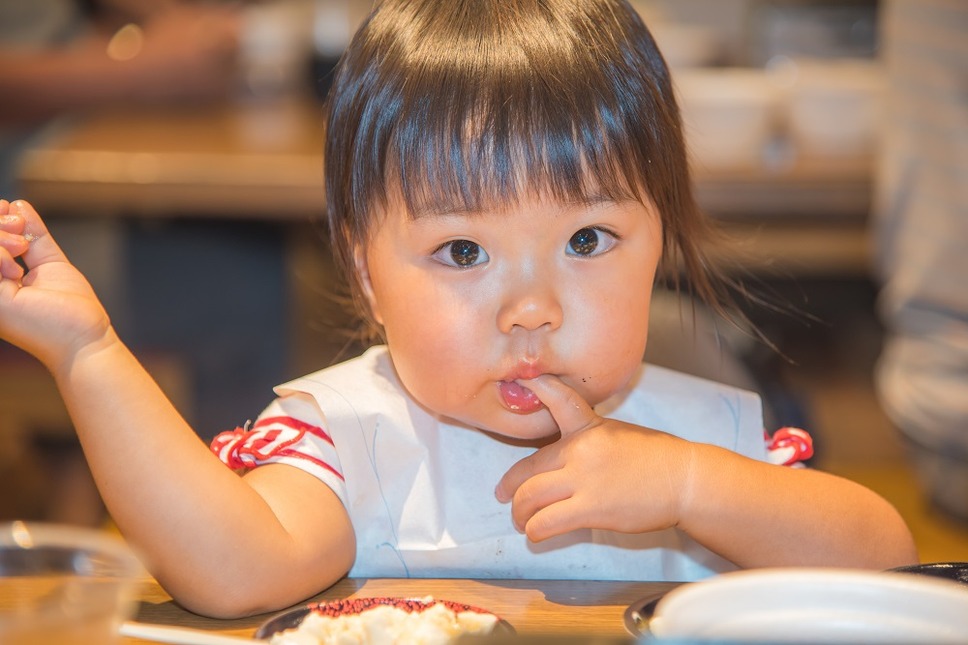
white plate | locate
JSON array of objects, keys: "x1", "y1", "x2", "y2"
[{"x1": 646, "y1": 568, "x2": 968, "y2": 643}]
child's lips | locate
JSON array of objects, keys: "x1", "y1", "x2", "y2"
[{"x1": 498, "y1": 380, "x2": 544, "y2": 413}]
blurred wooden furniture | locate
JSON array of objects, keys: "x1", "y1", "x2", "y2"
[
  {"x1": 17, "y1": 98, "x2": 326, "y2": 220},
  {"x1": 692, "y1": 157, "x2": 872, "y2": 276},
  {"x1": 16, "y1": 95, "x2": 873, "y2": 278},
  {"x1": 0, "y1": 343, "x2": 191, "y2": 525},
  {"x1": 122, "y1": 575, "x2": 679, "y2": 642}
]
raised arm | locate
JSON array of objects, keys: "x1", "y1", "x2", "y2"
[
  {"x1": 496, "y1": 374, "x2": 918, "y2": 571},
  {"x1": 0, "y1": 200, "x2": 354, "y2": 617}
]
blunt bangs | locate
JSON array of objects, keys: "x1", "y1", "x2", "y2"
[
  {"x1": 325, "y1": 0, "x2": 686, "y2": 238},
  {"x1": 323, "y1": 0, "x2": 736, "y2": 339}
]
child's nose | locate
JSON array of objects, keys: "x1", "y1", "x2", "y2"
[{"x1": 496, "y1": 277, "x2": 564, "y2": 333}]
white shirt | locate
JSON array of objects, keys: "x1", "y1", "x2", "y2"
[{"x1": 213, "y1": 345, "x2": 770, "y2": 582}]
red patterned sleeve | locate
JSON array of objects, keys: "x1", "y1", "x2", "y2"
[
  {"x1": 210, "y1": 393, "x2": 347, "y2": 503},
  {"x1": 764, "y1": 427, "x2": 814, "y2": 467}
]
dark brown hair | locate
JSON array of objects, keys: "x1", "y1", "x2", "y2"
[{"x1": 323, "y1": 0, "x2": 730, "y2": 335}]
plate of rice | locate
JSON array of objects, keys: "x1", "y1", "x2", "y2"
[{"x1": 256, "y1": 596, "x2": 511, "y2": 644}]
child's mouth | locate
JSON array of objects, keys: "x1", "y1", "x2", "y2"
[{"x1": 498, "y1": 380, "x2": 543, "y2": 413}]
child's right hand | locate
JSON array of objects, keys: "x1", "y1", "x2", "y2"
[
  {"x1": 495, "y1": 373, "x2": 695, "y2": 542},
  {"x1": 0, "y1": 199, "x2": 113, "y2": 371}
]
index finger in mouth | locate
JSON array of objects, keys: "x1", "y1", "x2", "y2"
[{"x1": 515, "y1": 374, "x2": 600, "y2": 436}]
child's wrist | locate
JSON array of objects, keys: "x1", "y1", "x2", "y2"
[{"x1": 49, "y1": 324, "x2": 121, "y2": 377}]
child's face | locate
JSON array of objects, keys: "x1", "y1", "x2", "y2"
[{"x1": 358, "y1": 191, "x2": 662, "y2": 441}]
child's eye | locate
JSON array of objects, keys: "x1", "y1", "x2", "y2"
[
  {"x1": 566, "y1": 227, "x2": 618, "y2": 257},
  {"x1": 431, "y1": 239, "x2": 489, "y2": 268}
]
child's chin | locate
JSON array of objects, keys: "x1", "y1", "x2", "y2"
[{"x1": 476, "y1": 411, "x2": 561, "y2": 446}]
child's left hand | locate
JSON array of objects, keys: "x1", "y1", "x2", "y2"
[
  {"x1": 495, "y1": 375, "x2": 697, "y2": 542},
  {"x1": 0, "y1": 199, "x2": 112, "y2": 371}
]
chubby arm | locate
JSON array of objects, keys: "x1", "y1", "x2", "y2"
[
  {"x1": 0, "y1": 200, "x2": 354, "y2": 617},
  {"x1": 676, "y1": 442, "x2": 916, "y2": 569},
  {"x1": 496, "y1": 374, "x2": 917, "y2": 571}
]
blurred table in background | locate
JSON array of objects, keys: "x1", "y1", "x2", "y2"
[
  {"x1": 17, "y1": 95, "x2": 873, "y2": 279},
  {"x1": 18, "y1": 98, "x2": 327, "y2": 220},
  {"x1": 692, "y1": 156, "x2": 872, "y2": 277}
]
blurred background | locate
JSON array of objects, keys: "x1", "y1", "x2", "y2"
[{"x1": 1, "y1": 0, "x2": 966, "y2": 563}]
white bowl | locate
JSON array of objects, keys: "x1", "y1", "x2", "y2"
[
  {"x1": 650, "y1": 22, "x2": 723, "y2": 69},
  {"x1": 648, "y1": 568, "x2": 968, "y2": 643},
  {"x1": 784, "y1": 59, "x2": 887, "y2": 159},
  {"x1": 674, "y1": 68, "x2": 781, "y2": 170}
]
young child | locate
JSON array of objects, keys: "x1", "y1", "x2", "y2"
[{"x1": 0, "y1": 0, "x2": 915, "y2": 619}]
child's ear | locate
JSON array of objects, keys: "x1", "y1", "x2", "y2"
[{"x1": 354, "y1": 246, "x2": 383, "y2": 325}]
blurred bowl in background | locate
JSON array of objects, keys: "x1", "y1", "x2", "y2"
[
  {"x1": 0, "y1": 522, "x2": 143, "y2": 645},
  {"x1": 781, "y1": 58, "x2": 887, "y2": 160},
  {"x1": 649, "y1": 22, "x2": 724, "y2": 68},
  {"x1": 675, "y1": 68, "x2": 782, "y2": 170},
  {"x1": 239, "y1": 0, "x2": 315, "y2": 98}
]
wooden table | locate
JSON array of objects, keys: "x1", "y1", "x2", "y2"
[{"x1": 126, "y1": 576, "x2": 680, "y2": 642}]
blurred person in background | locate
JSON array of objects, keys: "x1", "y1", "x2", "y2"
[
  {"x1": 0, "y1": 0, "x2": 241, "y2": 195},
  {"x1": 874, "y1": 0, "x2": 968, "y2": 521}
]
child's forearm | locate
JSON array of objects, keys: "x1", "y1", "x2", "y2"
[
  {"x1": 51, "y1": 330, "x2": 354, "y2": 616},
  {"x1": 678, "y1": 444, "x2": 918, "y2": 570}
]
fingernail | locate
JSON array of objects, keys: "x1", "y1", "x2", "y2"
[{"x1": 0, "y1": 215, "x2": 17, "y2": 224}]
